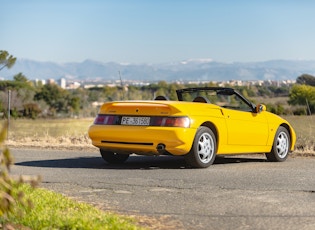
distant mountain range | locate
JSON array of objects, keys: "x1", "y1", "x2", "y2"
[{"x1": 1, "y1": 58, "x2": 315, "y2": 82}]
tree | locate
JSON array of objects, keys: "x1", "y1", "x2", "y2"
[
  {"x1": 296, "y1": 74, "x2": 315, "y2": 86},
  {"x1": 69, "y1": 96, "x2": 81, "y2": 116},
  {"x1": 34, "y1": 84, "x2": 83, "y2": 116},
  {"x1": 0, "y1": 50, "x2": 16, "y2": 71},
  {"x1": 23, "y1": 103, "x2": 41, "y2": 119},
  {"x1": 288, "y1": 84, "x2": 315, "y2": 114},
  {"x1": 34, "y1": 84, "x2": 70, "y2": 114},
  {"x1": 13, "y1": 73, "x2": 28, "y2": 82}
]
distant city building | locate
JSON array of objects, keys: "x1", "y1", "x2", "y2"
[
  {"x1": 58, "y1": 78, "x2": 67, "y2": 89},
  {"x1": 47, "y1": 79, "x2": 55, "y2": 85},
  {"x1": 34, "y1": 79, "x2": 46, "y2": 86},
  {"x1": 14, "y1": 77, "x2": 297, "y2": 90},
  {"x1": 67, "y1": 81, "x2": 81, "y2": 89}
]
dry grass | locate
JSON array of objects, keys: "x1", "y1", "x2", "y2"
[
  {"x1": 283, "y1": 115, "x2": 315, "y2": 155},
  {"x1": 6, "y1": 118, "x2": 96, "y2": 151},
  {"x1": 3, "y1": 115, "x2": 315, "y2": 155}
]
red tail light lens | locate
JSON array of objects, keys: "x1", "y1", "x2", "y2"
[
  {"x1": 94, "y1": 115, "x2": 117, "y2": 125},
  {"x1": 152, "y1": 117, "x2": 190, "y2": 128}
]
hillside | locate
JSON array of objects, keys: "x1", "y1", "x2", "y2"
[{"x1": 2, "y1": 59, "x2": 315, "y2": 82}]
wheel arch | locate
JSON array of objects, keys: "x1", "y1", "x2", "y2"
[
  {"x1": 279, "y1": 123, "x2": 294, "y2": 151},
  {"x1": 200, "y1": 121, "x2": 218, "y2": 152}
]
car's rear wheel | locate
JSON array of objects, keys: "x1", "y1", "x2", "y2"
[
  {"x1": 185, "y1": 126, "x2": 216, "y2": 168},
  {"x1": 266, "y1": 126, "x2": 290, "y2": 162},
  {"x1": 100, "y1": 149, "x2": 129, "y2": 164}
]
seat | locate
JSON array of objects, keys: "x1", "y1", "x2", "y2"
[{"x1": 193, "y1": 96, "x2": 210, "y2": 103}]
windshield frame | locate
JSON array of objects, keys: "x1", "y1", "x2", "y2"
[{"x1": 176, "y1": 87, "x2": 256, "y2": 112}]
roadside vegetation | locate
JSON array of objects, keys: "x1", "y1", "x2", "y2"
[
  {"x1": 284, "y1": 115, "x2": 315, "y2": 154},
  {"x1": 0, "y1": 122, "x2": 144, "y2": 229},
  {"x1": 2, "y1": 183, "x2": 142, "y2": 229}
]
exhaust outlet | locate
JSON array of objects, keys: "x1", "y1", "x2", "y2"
[{"x1": 156, "y1": 143, "x2": 166, "y2": 154}]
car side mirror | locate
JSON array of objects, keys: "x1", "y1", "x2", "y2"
[{"x1": 255, "y1": 104, "x2": 266, "y2": 113}]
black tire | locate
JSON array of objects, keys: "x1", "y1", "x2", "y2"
[
  {"x1": 100, "y1": 149, "x2": 129, "y2": 164},
  {"x1": 185, "y1": 126, "x2": 216, "y2": 168},
  {"x1": 266, "y1": 126, "x2": 290, "y2": 162}
]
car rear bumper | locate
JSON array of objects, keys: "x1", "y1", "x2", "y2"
[{"x1": 88, "y1": 125, "x2": 197, "y2": 155}]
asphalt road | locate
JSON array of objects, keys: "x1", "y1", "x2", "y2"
[{"x1": 11, "y1": 148, "x2": 315, "y2": 230}]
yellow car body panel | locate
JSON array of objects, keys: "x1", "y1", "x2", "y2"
[{"x1": 218, "y1": 109, "x2": 296, "y2": 154}]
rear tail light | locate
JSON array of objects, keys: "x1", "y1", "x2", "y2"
[
  {"x1": 151, "y1": 117, "x2": 190, "y2": 128},
  {"x1": 94, "y1": 115, "x2": 117, "y2": 125}
]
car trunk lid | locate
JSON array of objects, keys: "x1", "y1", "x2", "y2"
[{"x1": 99, "y1": 101, "x2": 181, "y2": 116}]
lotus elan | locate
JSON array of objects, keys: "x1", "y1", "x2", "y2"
[{"x1": 88, "y1": 87, "x2": 296, "y2": 168}]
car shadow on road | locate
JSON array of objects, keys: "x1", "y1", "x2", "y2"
[{"x1": 15, "y1": 154, "x2": 267, "y2": 170}]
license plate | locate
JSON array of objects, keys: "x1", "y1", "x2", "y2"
[{"x1": 121, "y1": 116, "x2": 150, "y2": 126}]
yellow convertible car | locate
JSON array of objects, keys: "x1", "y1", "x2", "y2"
[{"x1": 88, "y1": 87, "x2": 296, "y2": 168}]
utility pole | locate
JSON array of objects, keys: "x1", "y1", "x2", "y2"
[{"x1": 119, "y1": 71, "x2": 125, "y2": 100}]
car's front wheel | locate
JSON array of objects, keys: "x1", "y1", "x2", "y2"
[
  {"x1": 185, "y1": 126, "x2": 216, "y2": 168},
  {"x1": 100, "y1": 149, "x2": 130, "y2": 164},
  {"x1": 266, "y1": 126, "x2": 290, "y2": 162}
]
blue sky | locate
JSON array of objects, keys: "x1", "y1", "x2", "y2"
[{"x1": 2, "y1": 0, "x2": 315, "y2": 64}]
